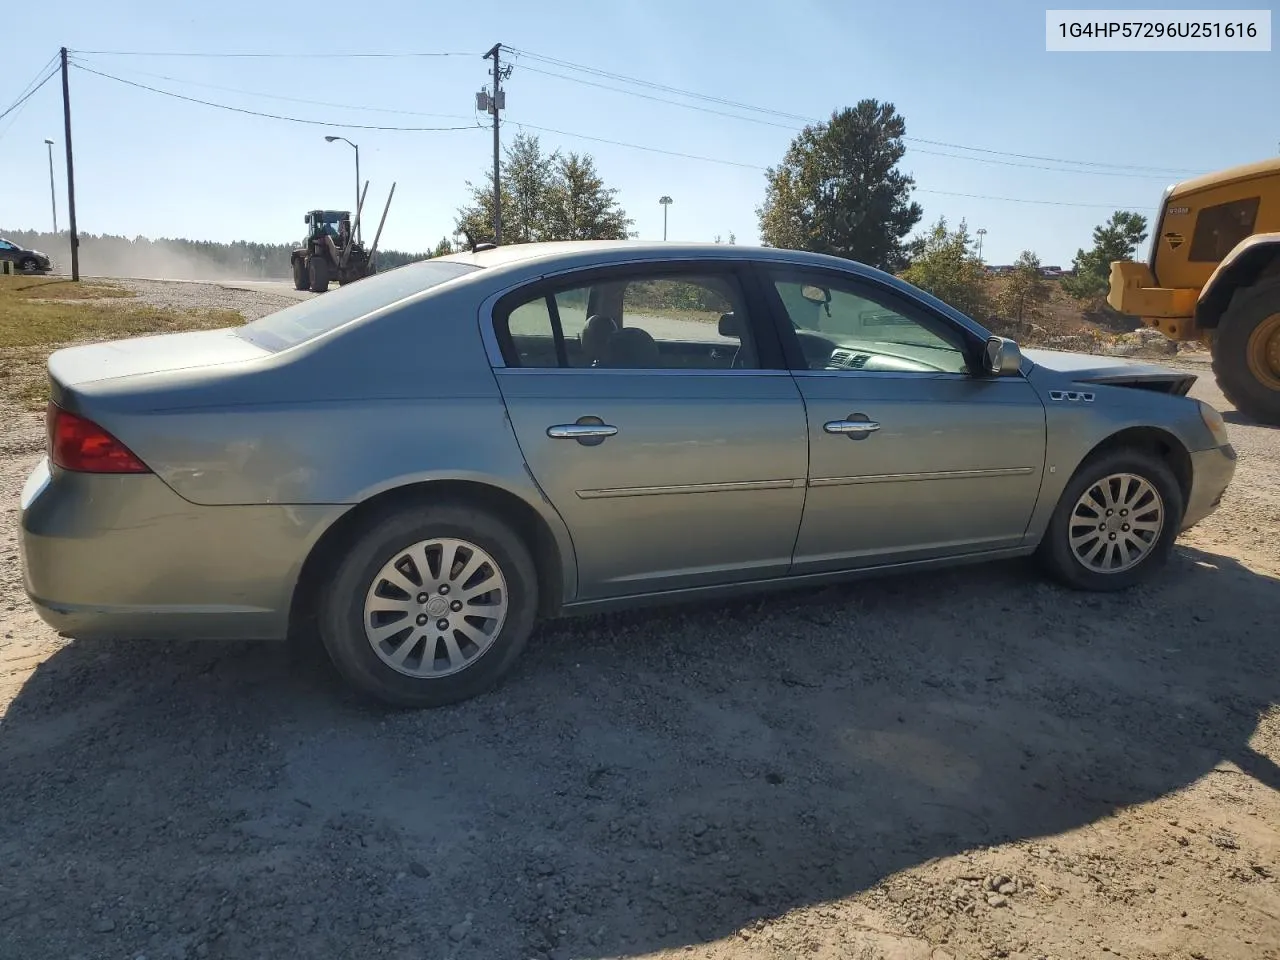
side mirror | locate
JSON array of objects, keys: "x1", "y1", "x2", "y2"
[
  {"x1": 983, "y1": 336, "x2": 1023, "y2": 377},
  {"x1": 717, "y1": 312, "x2": 742, "y2": 337}
]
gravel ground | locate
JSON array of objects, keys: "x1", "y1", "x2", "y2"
[{"x1": 1, "y1": 280, "x2": 1278, "y2": 960}]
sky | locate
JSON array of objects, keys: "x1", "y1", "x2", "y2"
[{"x1": 1, "y1": 0, "x2": 1276, "y2": 266}]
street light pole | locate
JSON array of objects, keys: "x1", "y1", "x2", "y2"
[
  {"x1": 659, "y1": 195, "x2": 672, "y2": 241},
  {"x1": 324, "y1": 135, "x2": 361, "y2": 243},
  {"x1": 43, "y1": 139, "x2": 57, "y2": 233},
  {"x1": 976, "y1": 227, "x2": 987, "y2": 265}
]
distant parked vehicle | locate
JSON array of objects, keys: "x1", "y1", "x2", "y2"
[
  {"x1": 0, "y1": 237, "x2": 52, "y2": 274},
  {"x1": 20, "y1": 241, "x2": 1237, "y2": 708}
]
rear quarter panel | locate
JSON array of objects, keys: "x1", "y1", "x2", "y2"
[{"x1": 62, "y1": 282, "x2": 578, "y2": 594}]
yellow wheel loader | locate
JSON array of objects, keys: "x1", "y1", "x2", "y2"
[{"x1": 1108, "y1": 157, "x2": 1280, "y2": 423}]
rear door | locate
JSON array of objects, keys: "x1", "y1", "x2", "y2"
[
  {"x1": 759, "y1": 264, "x2": 1048, "y2": 572},
  {"x1": 488, "y1": 262, "x2": 809, "y2": 601}
]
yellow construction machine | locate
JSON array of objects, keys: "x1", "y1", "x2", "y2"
[{"x1": 1108, "y1": 156, "x2": 1280, "y2": 423}]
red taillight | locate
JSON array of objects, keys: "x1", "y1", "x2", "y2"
[{"x1": 47, "y1": 402, "x2": 150, "y2": 474}]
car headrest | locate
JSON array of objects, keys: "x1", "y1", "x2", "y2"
[
  {"x1": 718, "y1": 312, "x2": 742, "y2": 338},
  {"x1": 605, "y1": 326, "x2": 660, "y2": 368},
  {"x1": 581, "y1": 314, "x2": 619, "y2": 362}
]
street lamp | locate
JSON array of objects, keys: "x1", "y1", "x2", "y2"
[
  {"x1": 43, "y1": 138, "x2": 57, "y2": 233},
  {"x1": 976, "y1": 227, "x2": 987, "y2": 265},
  {"x1": 324, "y1": 135, "x2": 361, "y2": 243},
  {"x1": 659, "y1": 195, "x2": 672, "y2": 241}
]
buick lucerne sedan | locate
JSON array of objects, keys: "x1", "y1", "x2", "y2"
[{"x1": 20, "y1": 241, "x2": 1237, "y2": 706}]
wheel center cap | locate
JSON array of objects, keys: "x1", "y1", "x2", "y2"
[
  {"x1": 425, "y1": 596, "x2": 449, "y2": 618},
  {"x1": 1106, "y1": 516, "x2": 1124, "y2": 534}
]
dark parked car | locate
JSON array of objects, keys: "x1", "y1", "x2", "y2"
[
  {"x1": 20, "y1": 241, "x2": 1236, "y2": 708},
  {"x1": 0, "y1": 237, "x2": 53, "y2": 274}
]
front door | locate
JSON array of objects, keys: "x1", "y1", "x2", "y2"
[
  {"x1": 490, "y1": 264, "x2": 809, "y2": 600},
  {"x1": 761, "y1": 266, "x2": 1048, "y2": 572}
]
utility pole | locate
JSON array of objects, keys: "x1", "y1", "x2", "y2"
[
  {"x1": 44, "y1": 139, "x2": 57, "y2": 233},
  {"x1": 60, "y1": 47, "x2": 79, "y2": 281},
  {"x1": 482, "y1": 43, "x2": 508, "y2": 245},
  {"x1": 976, "y1": 227, "x2": 987, "y2": 265},
  {"x1": 659, "y1": 196, "x2": 673, "y2": 241}
]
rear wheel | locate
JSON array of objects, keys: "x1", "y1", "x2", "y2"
[
  {"x1": 291, "y1": 257, "x2": 308, "y2": 291},
  {"x1": 1211, "y1": 278, "x2": 1280, "y2": 425},
  {"x1": 308, "y1": 255, "x2": 329, "y2": 293},
  {"x1": 317, "y1": 502, "x2": 538, "y2": 708},
  {"x1": 1038, "y1": 449, "x2": 1184, "y2": 591}
]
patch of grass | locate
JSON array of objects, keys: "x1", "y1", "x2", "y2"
[
  {"x1": 0, "y1": 299, "x2": 242, "y2": 350},
  {"x1": 0, "y1": 280, "x2": 244, "y2": 409},
  {"x1": 0, "y1": 275, "x2": 134, "y2": 301}
]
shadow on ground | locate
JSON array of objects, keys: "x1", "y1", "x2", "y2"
[{"x1": 1, "y1": 545, "x2": 1276, "y2": 959}]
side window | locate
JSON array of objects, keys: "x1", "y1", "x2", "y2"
[
  {"x1": 496, "y1": 271, "x2": 758, "y2": 371},
  {"x1": 0, "y1": 241, "x2": 13, "y2": 250},
  {"x1": 1188, "y1": 197, "x2": 1260, "y2": 263},
  {"x1": 771, "y1": 274, "x2": 970, "y2": 375}
]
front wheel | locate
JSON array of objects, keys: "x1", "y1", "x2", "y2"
[
  {"x1": 291, "y1": 257, "x2": 308, "y2": 291},
  {"x1": 317, "y1": 502, "x2": 539, "y2": 707},
  {"x1": 1037, "y1": 449, "x2": 1184, "y2": 591},
  {"x1": 308, "y1": 255, "x2": 329, "y2": 293},
  {"x1": 1211, "y1": 279, "x2": 1280, "y2": 425},
  {"x1": 18, "y1": 257, "x2": 39, "y2": 274}
]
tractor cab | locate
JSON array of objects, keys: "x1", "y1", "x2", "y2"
[{"x1": 304, "y1": 210, "x2": 351, "y2": 245}]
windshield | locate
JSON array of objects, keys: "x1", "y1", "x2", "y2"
[{"x1": 236, "y1": 259, "x2": 481, "y2": 351}]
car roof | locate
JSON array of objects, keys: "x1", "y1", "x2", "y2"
[{"x1": 437, "y1": 239, "x2": 876, "y2": 273}]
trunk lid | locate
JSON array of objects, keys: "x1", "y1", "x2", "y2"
[{"x1": 47, "y1": 328, "x2": 270, "y2": 397}]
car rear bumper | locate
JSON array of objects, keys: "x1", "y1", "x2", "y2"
[
  {"x1": 1181, "y1": 443, "x2": 1236, "y2": 531},
  {"x1": 19, "y1": 457, "x2": 343, "y2": 641}
]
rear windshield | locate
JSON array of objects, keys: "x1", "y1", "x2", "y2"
[{"x1": 236, "y1": 260, "x2": 481, "y2": 351}]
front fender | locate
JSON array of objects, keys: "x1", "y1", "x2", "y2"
[{"x1": 1196, "y1": 232, "x2": 1280, "y2": 327}]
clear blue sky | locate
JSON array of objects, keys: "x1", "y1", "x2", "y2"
[{"x1": 3, "y1": 0, "x2": 1276, "y2": 265}]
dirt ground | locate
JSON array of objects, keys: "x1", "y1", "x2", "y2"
[{"x1": 1, "y1": 281, "x2": 1278, "y2": 960}]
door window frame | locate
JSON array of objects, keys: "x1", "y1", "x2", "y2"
[
  {"x1": 750, "y1": 263, "x2": 1000, "y2": 379},
  {"x1": 484, "y1": 259, "x2": 791, "y2": 375}
]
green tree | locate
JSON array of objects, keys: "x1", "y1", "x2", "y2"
[
  {"x1": 1061, "y1": 211, "x2": 1149, "y2": 303},
  {"x1": 544, "y1": 152, "x2": 633, "y2": 240},
  {"x1": 899, "y1": 217, "x2": 989, "y2": 319},
  {"x1": 455, "y1": 133, "x2": 631, "y2": 245},
  {"x1": 757, "y1": 99, "x2": 923, "y2": 270},
  {"x1": 998, "y1": 250, "x2": 1052, "y2": 322},
  {"x1": 430, "y1": 237, "x2": 454, "y2": 258}
]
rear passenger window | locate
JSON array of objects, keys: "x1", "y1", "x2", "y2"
[{"x1": 495, "y1": 271, "x2": 758, "y2": 371}]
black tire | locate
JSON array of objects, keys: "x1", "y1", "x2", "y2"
[
  {"x1": 308, "y1": 255, "x2": 329, "y2": 293},
  {"x1": 1037, "y1": 448, "x2": 1184, "y2": 592},
  {"x1": 291, "y1": 257, "x2": 308, "y2": 291},
  {"x1": 18, "y1": 257, "x2": 38, "y2": 274},
  {"x1": 317, "y1": 502, "x2": 539, "y2": 708},
  {"x1": 1211, "y1": 278, "x2": 1280, "y2": 425}
]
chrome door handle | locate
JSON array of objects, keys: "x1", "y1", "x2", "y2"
[
  {"x1": 824, "y1": 419, "x2": 881, "y2": 435},
  {"x1": 547, "y1": 423, "x2": 618, "y2": 439}
]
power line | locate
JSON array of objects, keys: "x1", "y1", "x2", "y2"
[
  {"x1": 509, "y1": 118, "x2": 1148, "y2": 208},
  {"x1": 507, "y1": 45, "x2": 1203, "y2": 178},
  {"x1": 69, "y1": 48, "x2": 475, "y2": 59},
  {"x1": 509, "y1": 119, "x2": 767, "y2": 170},
  {"x1": 514, "y1": 63, "x2": 800, "y2": 131},
  {"x1": 0, "y1": 56, "x2": 60, "y2": 123},
  {"x1": 517, "y1": 60, "x2": 1179, "y2": 179},
  {"x1": 54, "y1": 55, "x2": 1152, "y2": 212},
  {"x1": 69, "y1": 56, "x2": 480, "y2": 123},
  {"x1": 72, "y1": 63, "x2": 485, "y2": 132}
]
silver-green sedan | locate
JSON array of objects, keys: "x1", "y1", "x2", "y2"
[{"x1": 20, "y1": 241, "x2": 1237, "y2": 707}]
